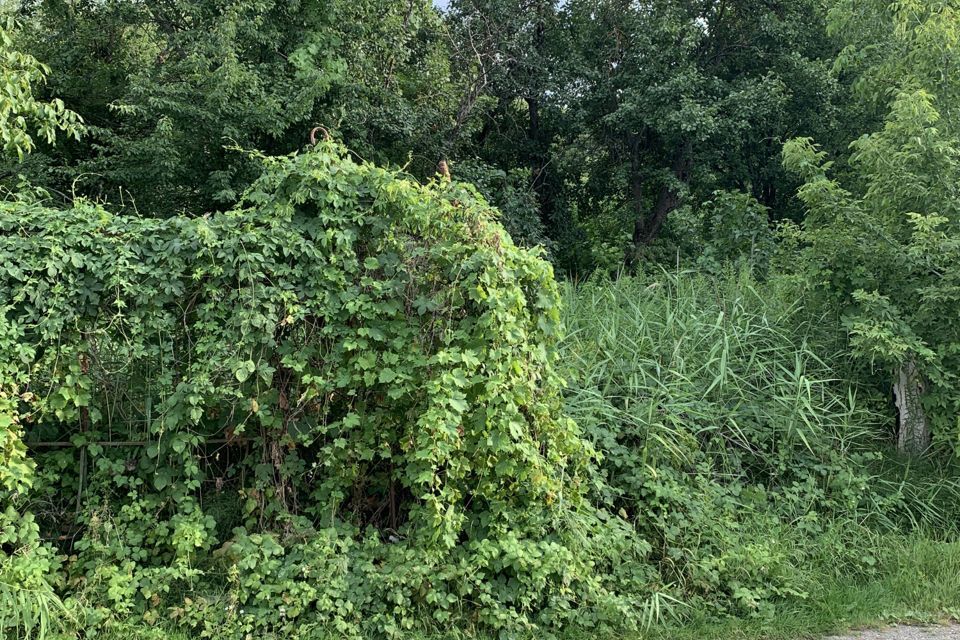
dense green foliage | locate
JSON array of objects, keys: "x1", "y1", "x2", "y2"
[
  {"x1": 0, "y1": 141, "x2": 652, "y2": 637},
  {"x1": 562, "y1": 272, "x2": 960, "y2": 621},
  {"x1": 3, "y1": 0, "x2": 844, "y2": 270},
  {"x1": 783, "y1": 0, "x2": 960, "y2": 453},
  {"x1": 0, "y1": 18, "x2": 81, "y2": 159},
  {"x1": 1, "y1": 0, "x2": 960, "y2": 638},
  {"x1": 8, "y1": 0, "x2": 454, "y2": 214}
]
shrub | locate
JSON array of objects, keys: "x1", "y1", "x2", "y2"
[{"x1": 0, "y1": 141, "x2": 647, "y2": 637}]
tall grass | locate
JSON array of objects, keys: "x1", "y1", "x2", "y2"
[
  {"x1": 560, "y1": 269, "x2": 879, "y2": 495},
  {"x1": 557, "y1": 269, "x2": 960, "y2": 623},
  {"x1": 0, "y1": 580, "x2": 67, "y2": 640}
]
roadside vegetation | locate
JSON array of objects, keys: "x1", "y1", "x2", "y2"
[{"x1": 2, "y1": 1, "x2": 960, "y2": 639}]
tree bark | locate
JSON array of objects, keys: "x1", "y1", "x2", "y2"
[
  {"x1": 894, "y1": 359, "x2": 930, "y2": 455},
  {"x1": 631, "y1": 140, "x2": 692, "y2": 249}
]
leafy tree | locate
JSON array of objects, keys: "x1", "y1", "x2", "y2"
[
  {"x1": 0, "y1": 17, "x2": 81, "y2": 159},
  {"x1": 8, "y1": 0, "x2": 455, "y2": 214},
  {"x1": 549, "y1": 0, "x2": 839, "y2": 269},
  {"x1": 783, "y1": 0, "x2": 960, "y2": 454},
  {"x1": 439, "y1": 0, "x2": 569, "y2": 256},
  {"x1": 7, "y1": 0, "x2": 848, "y2": 273}
]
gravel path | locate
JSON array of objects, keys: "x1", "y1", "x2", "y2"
[{"x1": 827, "y1": 625, "x2": 960, "y2": 640}]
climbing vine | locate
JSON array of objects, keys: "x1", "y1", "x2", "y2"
[{"x1": 0, "y1": 141, "x2": 646, "y2": 637}]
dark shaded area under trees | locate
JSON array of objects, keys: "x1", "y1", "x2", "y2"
[{"x1": 5, "y1": 0, "x2": 848, "y2": 274}]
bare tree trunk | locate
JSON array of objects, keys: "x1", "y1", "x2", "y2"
[{"x1": 894, "y1": 359, "x2": 930, "y2": 455}]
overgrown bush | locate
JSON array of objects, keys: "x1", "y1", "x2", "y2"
[{"x1": 0, "y1": 141, "x2": 647, "y2": 637}]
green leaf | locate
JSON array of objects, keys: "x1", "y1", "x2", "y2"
[{"x1": 235, "y1": 360, "x2": 256, "y2": 383}]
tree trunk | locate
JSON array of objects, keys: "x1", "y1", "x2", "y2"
[
  {"x1": 631, "y1": 140, "x2": 692, "y2": 249},
  {"x1": 526, "y1": 96, "x2": 556, "y2": 229},
  {"x1": 527, "y1": 3, "x2": 553, "y2": 229},
  {"x1": 894, "y1": 359, "x2": 930, "y2": 455},
  {"x1": 629, "y1": 133, "x2": 645, "y2": 226}
]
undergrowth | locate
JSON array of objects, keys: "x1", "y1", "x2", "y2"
[
  {"x1": 560, "y1": 270, "x2": 960, "y2": 623},
  {"x1": 2, "y1": 142, "x2": 642, "y2": 639},
  {"x1": 4, "y1": 185, "x2": 960, "y2": 638}
]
